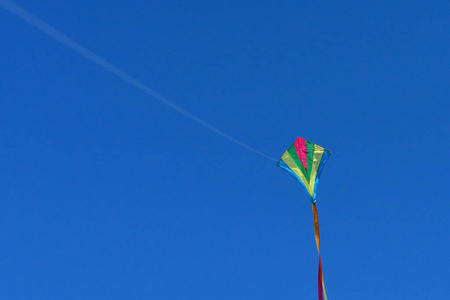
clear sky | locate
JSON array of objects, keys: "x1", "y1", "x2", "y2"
[{"x1": 1, "y1": 1, "x2": 449, "y2": 299}]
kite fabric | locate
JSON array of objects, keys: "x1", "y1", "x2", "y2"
[{"x1": 277, "y1": 137, "x2": 331, "y2": 300}]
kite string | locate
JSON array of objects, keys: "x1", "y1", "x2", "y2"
[
  {"x1": 312, "y1": 203, "x2": 328, "y2": 300},
  {"x1": 0, "y1": 0, "x2": 277, "y2": 162}
]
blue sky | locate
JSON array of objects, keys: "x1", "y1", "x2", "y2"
[{"x1": 1, "y1": 0, "x2": 449, "y2": 299}]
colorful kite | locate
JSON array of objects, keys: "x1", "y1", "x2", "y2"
[{"x1": 277, "y1": 137, "x2": 331, "y2": 300}]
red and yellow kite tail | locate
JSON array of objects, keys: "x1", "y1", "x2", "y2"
[{"x1": 312, "y1": 203, "x2": 328, "y2": 300}]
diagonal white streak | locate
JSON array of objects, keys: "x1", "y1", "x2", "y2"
[{"x1": 0, "y1": 0, "x2": 277, "y2": 162}]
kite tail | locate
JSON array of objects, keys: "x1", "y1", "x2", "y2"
[{"x1": 312, "y1": 203, "x2": 328, "y2": 300}]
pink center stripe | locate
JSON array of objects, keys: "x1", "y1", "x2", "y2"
[{"x1": 294, "y1": 137, "x2": 308, "y2": 171}]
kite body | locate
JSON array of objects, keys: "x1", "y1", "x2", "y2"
[
  {"x1": 277, "y1": 137, "x2": 331, "y2": 300},
  {"x1": 277, "y1": 137, "x2": 331, "y2": 203}
]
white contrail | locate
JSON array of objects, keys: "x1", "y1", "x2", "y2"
[{"x1": 0, "y1": 0, "x2": 277, "y2": 162}]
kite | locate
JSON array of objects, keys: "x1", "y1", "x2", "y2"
[{"x1": 277, "y1": 137, "x2": 331, "y2": 300}]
